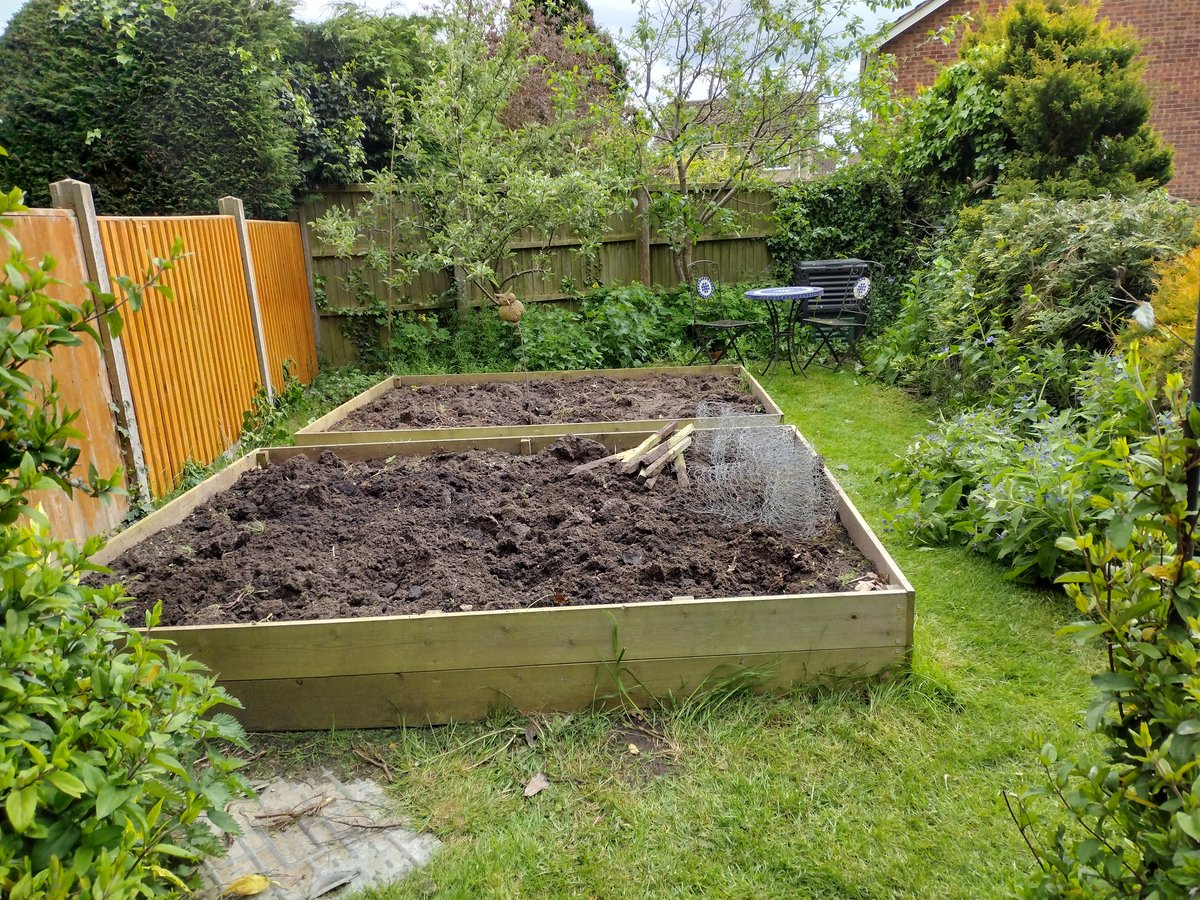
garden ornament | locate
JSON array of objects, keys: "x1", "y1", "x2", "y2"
[{"x1": 493, "y1": 290, "x2": 525, "y2": 323}]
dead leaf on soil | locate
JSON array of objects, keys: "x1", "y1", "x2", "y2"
[
  {"x1": 551, "y1": 591, "x2": 568, "y2": 606},
  {"x1": 627, "y1": 743, "x2": 641, "y2": 756},
  {"x1": 220, "y1": 873, "x2": 272, "y2": 897},
  {"x1": 524, "y1": 772, "x2": 550, "y2": 797}
]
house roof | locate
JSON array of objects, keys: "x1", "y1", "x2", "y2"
[{"x1": 877, "y1": 0, "x2": 956, "y2": 47}]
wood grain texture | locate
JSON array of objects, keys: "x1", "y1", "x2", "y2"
[
  {"x1": 223, "y1": 646, "x2": 907, "y2": 729},
  {"x1": 247, "y1": 220, "x2": 319, "y2": 386},
  {"x1": 6, "y1": 211, "x2": 130, "y2": 541},
  {"x1": 98, "y1": 216, "x2": 261, "y2": 496}
]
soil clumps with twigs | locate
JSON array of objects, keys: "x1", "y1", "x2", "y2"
[{"x1": 101, "y1": 437, "x2": 875, "y2": 627}]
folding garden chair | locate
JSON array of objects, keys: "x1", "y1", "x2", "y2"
[
  {"x1": 794, "y1": 259, "x2": 882, "y2": 372},
  {"x1": 684, "y1": 260, "x2": 755, "y2": 366}
]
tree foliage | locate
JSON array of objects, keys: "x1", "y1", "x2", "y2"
[
  {"x1": 897, "y1": 0, "x2": 1173, "y2": 201},
  {"x1": 500, "y1": 0, "x2": 626, "y2": 129},
  {"x1": 0, "y1": 0, "x2": 300, "y2": 217},
  {"x1": 622, "y1": 0, "x2": 895, "y2": 279},
  {"x1": 0, "y1": 168, "x2": 251, "y2": 897},
  {"x1": 314, "y1": 0, "x2": 626, "y2": 316},
  {"x1": 285, "y1": 5, "x2": 440, "y2": 191}
]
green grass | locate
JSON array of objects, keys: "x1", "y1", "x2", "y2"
[{"x1": 246, "y1": 369, "x2": 1102, "y2": 899}]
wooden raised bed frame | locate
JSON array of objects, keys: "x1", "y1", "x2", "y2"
[
  {"x1": 293, "y1": 364, "x2": 783, "y2": 446},
  {"x1": 99, "y1": 428, "x2": 914, "y2": 731}
]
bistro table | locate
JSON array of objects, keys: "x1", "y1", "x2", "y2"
[{"x1": 744, "y1": 285, "x2": 824, "y2": 375}]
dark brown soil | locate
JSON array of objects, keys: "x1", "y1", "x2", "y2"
[
  {"x1": 102, "y1": 438, "x2": 875, "y2": 628},
  {"x1": 331, "y1": 374, "x2": 762, "y2": 431}
]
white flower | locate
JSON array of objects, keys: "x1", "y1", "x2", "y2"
[{"x1": 1131, "y1": 301, "x2": 1156, "y2": 332}]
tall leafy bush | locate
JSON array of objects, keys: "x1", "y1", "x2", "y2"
[
  {"x1": 768, "y1": 163, "x2": 914, "y2": 330},
  {"x1": 1007, "y1": 370, "x2": 1200, "y2": 895},
  {"x1": 0, "y1": 0, "x2": 300, "y2": 217},
  {"x1": 873, "y1": 193, "x2": 1199, "y2": 405},
  {"x1": 897, "y1": 0, "x2": 1173, "y2": 201},
  {"x1": 0, "y1": 177, "x2": 251, "y2": 895}
]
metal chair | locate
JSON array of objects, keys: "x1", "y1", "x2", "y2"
[
  {"x1": 793, "y1": 259, "x2": 881, "y2": 372},
  {"x1": 684, "y1": 260, "x2": 755, "y2": 366}
]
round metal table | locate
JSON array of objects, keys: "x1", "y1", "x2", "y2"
[{"x1": 744, "y1": 286, "x2": 824, "y2": 374}]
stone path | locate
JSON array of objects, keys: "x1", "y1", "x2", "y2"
[{"x1": 200, "y1": 769, "x2": 440, "y2": 899}]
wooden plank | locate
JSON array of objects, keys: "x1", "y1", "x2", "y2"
[
  {"x1": 292, "y1": 365, "x2": 784, "y2": 445},
  {"x1": 293, "y1": 415, "x2": 780, "y2": 447},
  {"x1": 149, "y1": 589, "x2": 910, "y2": 682},
  {"x1": 95, "y1": 454, "x2": 260, "y2": 564},
  {"x1": 742, "y1": 369, "x2": 783, "y2": 417},
  {"x1": 221, "y1": 646, "x2": 908, "y2": 730},
  {"x1": 294, "y1": 374, "x2": 396, "y2": 436}
]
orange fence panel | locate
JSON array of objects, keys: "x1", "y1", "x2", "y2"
[
  {"x1": 247, "y1": 220, "x2": 318, "y2": 386},
  {"x1": 6, "y1": 211, "x2": 130, "y2": 541},
  {"x1": 98, "y1": 216, "x2": 261, "y2": 497}
]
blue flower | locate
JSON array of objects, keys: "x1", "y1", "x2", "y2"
[{"x1": 985, "y1": 335, "x2": 995, "y2": 346}]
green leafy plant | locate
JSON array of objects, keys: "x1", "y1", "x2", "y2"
[
  {"x1": 1006, "y1": 366, "x2": 1200, "y2": 895},
  {"x1": 896, "y1": 0, "x2": 1173, "y2": 202},
  {"x1": 872, "y1": 193, "x2": 1199, "y2": 405},
  {"x1": 0, "y1": 175, "x2": 251, "y2": 896},
  {"x1": 768, "y1": 162, "x2": 914, "y2": 331},
  {"x1": 886, "y1": 349, "x2": 1156, "y2": 581}
]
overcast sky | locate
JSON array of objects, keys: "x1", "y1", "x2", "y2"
[{"x1": 1, "y1": 0, "x2": 900, "y2": 39}]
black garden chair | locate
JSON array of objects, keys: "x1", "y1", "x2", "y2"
[
  {"x1": 684, "y1": 260, "x2": 755, "y2": 366},
  {"x1": 793, "y1": 259, "x2": 882, "y2": 372}
]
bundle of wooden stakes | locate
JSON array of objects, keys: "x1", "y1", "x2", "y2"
[{"x1": 569, "y1": 421, "x2": 694, "y2": 488}]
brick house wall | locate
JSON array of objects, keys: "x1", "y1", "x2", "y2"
[{"x1": 879, "y1": 0, "x2": 1200, "y2": 201}]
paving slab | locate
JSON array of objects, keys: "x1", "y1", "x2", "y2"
[{"x1": 200, "y1": 769, "x2": 440, "y2": 899}]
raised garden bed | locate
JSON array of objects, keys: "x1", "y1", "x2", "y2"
[
  {"x1": 293, "y1": 364, "x2": 781, "y2": 446},
  {"x1": 97, "y1": 429, "x2": 913, "y2": 730}
]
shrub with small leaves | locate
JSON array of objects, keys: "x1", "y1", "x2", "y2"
[
  {"x1": 1006, "y1": 367, "x2": 1200, "y2": 895},
  {"x1": 0, "y1": 173, "x2": 252, "y2": 896}
]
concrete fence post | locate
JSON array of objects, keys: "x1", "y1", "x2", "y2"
[
  {"x1": 49, "y1": 178, "x2": 153, "y2": 508},
  {"x1": 218, "y1": 196, "x2": 274, "y2": 398}
]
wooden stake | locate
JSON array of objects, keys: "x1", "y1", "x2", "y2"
[
  {"x1": 673, "y1": 455, "x2": 690, "y2": 488},
  {"x1": 616, "y1": 421, "x2": 678, "y2": 474},
  {"x1": 639, "y1": 436, "x2": 692, "y2": 483}
]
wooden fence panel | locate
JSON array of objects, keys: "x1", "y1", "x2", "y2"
[
  {"x1": 6, "y1": 211, "x2": 130, "y2": 541},
  {"x1": 98, "y1": 216, "x2": 261, "y2": 496},
  {"x1": 247, "y1": 221, "x2": 318, "y2": 386}
]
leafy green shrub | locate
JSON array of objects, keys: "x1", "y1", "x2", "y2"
[
  {"x1": 518, "y1": 303, "x2": 604, "y2": 370},
  {"x1": 885, "y1": 350, "x2": 1156, "y2": 581},
  {"x1": 768, "y1": 163, "x2": 914, "y2": 330},
  {"x1": 0, "y1": 0, "x2": 300, "y2": 217},
  {"x1": 1007, "y1": 370, "x2": 1200, "y2": 895},
  {"x1": 897, "y1": 0, "x2": 1173, "y2": 202},
  {"x1": 872, "y1": 193, "x2": 1199, "y2": 405},
  {"x1": 284, "y1": 8, "x2": 438, "y2": 192},
  {"x1": 0, "y1": 182, "x2": 250, "y2": 894}
]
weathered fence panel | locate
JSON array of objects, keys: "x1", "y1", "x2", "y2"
[
  {"x1": 300, "y1": 185, "x2": 779, "y2": 366},
  {"x1": 6, "y1": 210, "x2": 130, "y2": 541},
  {"x1": 247, "y1": 220, "x2": 319, "y2": 386},
  {"x1": 98, "y1": 216, "x2": 262, "y2": 497}
]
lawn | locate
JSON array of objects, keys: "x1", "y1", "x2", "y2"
[{"x1": 250, "y1": 369, "x2": 1102, "y2": 899}]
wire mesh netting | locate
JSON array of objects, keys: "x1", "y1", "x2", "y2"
[{"x1": 691, "y1": 404, "x2": 837, "y2": 538}]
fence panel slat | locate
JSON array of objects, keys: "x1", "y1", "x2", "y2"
[
  {"x1": 98, "y1": 216, "x2": 261, "y2": 496},
  {"x1": 5, "y1": 211, "x2": 130, "y2": 541},
  {"x1": 247, "y1": 221, "x2": 318, "y2": 386}
]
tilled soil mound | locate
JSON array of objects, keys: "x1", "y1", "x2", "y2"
[
  {"x1": 102, "y1": 437, "x2": 875, "y2": 627},
  {"x1": 331, "y1": 374, "x2": 763, "y2": 431}
]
